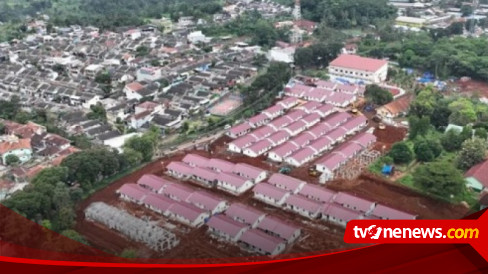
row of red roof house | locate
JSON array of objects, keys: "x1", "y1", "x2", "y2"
[
  {"x1": 226, "y1": 97, "x2": 334, "y2": 140},
  {"x1": 206, "y1": 203, "x2": 301, "y2": 256},
  {"x1": 227, "y1": 98, "x2": 357, "y2": 157},
  {"x1": 275, "y1": 116, "x2": 369, "y2": 167},
  {"x1": 116, "y1": 174, "x2": 229, "y2": 227},
  {"x1": 251, "y1": 173, "x2": 416, "y2": 227},
  {"x1": 314, "y1": 133, "x2": 377, "y2": 182},
  {"x1": 314, "y1": 79, "x2": 366, "y2": 95},
  {"x1": 227, "y1": 100, "x2": 372, "y2": 168},
  {"x1": 284, "y1": 83, "x2": 358, "y2": 107},
  {"x1": 166, "y1": 154, "x2": 267, "y2": 195}
]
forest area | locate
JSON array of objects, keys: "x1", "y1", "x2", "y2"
[
  {"x1": 359, "y1": 30, "x2": 488, "y2": 81},
  {"x1": 0, "y1": 0, "x2": 398, "y2": 40},
  {"x1": 0, "y1": 0, "x2": 221, "y2": 39}
]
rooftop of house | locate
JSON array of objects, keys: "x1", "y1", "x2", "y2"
[{"x1": 329, "y1": 54, "x2": 388, "y2": 72}]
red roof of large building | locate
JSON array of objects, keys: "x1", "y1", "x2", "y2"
[
  {"x1": 268, "y1": 173, "x2": 305, "y2": 193},
  {"x1": 0, "y1": 138, "x2": 32, "y2": 155},
  {"x1": 225, "y1": 203, "x2": 266, "y2": 225},
  {"x1": 207, "y1": 214, "x2": 248, "y2": 238},
  {"x1": 257, "y1": 215, "x2": 300, "y2": 241},
  {"x1": 253, "y1": 183, "x2": 289, "y2": 201},
  {"x1": 371, "y1": 204, "x2": 417, "y2": 220},
  {"x1": 182, "y1": 154, "x2": 210, "y2": 168},
  {"x1": 137, "y1": 174, "x2": 170, "y2": 192},
  {"x1": 117, "y1": 183, "x2": 149, "y2": 201},
  {"x1": 239, "y1": 229, "x2": 285, "y2": 254},
  {"x1": 126, "y1": 82, "x2": 144, "y2": 92},
  {"x1": 465, "y1": 160, "x2": 488, "y2": 188},
  {"x1": 299, "y1": 184, "x2": 336, "y2": 203},
  {"x1": 186, "y1": 191, "x2": 226, "y2": 212},
  {"x1": 167, "y1": 201, "x2": 206, "y2": 222},
  {"x1": 329, "y1": 54, "x2": 388, "y2": 72}
]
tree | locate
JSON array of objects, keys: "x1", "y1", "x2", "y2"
[
  {"x1": 364, "y1": 84, "x2": 393, "y2": 105},
  {"x1": 0, "y1": 96, "x2": 20, "y2": 120},
  {"x1": 461, "y1": 5, "x2": 473, "y2": 17},
  {"x1": 294, "y1": 47, "x2": 314, "y2": 69},
  {"x1": 94, "y1": 71, "x2": 111, "y2": 85},
  {"x1": 136, "y1": 46, "x2": 150, "y2": 57},
  {"x1": 456, "y1": 137, "x2": 487, "y2": 170},
  {"x1": 431, "y1": 104, "x2": 451, "y2": 129},
  {"x1": 413, "y1": 138, "x2": 442, "y2": 162},
  {"x1": 122, "y1": 147, "x2": 143, "y2": 167},
  {"x1": 0, "y1": 122, "x2": 5, "y2": 134},
  {"x1": 31, "y1": 167, "x2": 69, "y2": 186},
  {"x1": 150, "y1": 59, "x2": 161, "y2": 67},
  {"x1": 71, "y1": 134, "x2": 92, "y2": 150},
  {"x1": 250, "y1": 20, "x2": 278, "y2": 47},
  {"x1": 389, "y1": 142, "x2": 414, "y2": 164},
  {"x1": 448, "y1": 98, "x2": 477, "y2": 125},
  {"x1": 61, "y1": 149, "x2": 122, "y2": 187},
  {"x1": 408, "y1": 116, "x2": 430, "y2": 139},
  {"x1": 14, "y1": 111, "x2": 31, "y2": 124},
  {"x1": 55, "y1": 206, "x2": 76, "y2": 231},
  {"x1": 52, "y1": 64, "x2": 66, "y2": 75},
  {"x1": 123, "y1": 131, "x2": 158, "y2": 162},
  {"x1": 409, "y1": 87, "x2": 438, "y2": 117},
  {"x1": 41, "y1": 220, "x2": 53, "y2": 230},
  {"x1": 413, "y1": 161, "x2": 466, "y2": 200},
  {"x1": 299, "y1": 0, "x2": 396, "y2": 28},
  {"x1": 4, "y1": 154, "x2": 20, "y2": 166},
  {"x1": 120, "y1": 248, "x2": 138, "y2": 258},
  {"x1": 475, "y1": 128, "x2": 488, "y2": 139},
  {"x1": 87, "y1": 103, "x2": 107, "y2": 121},
  {"x1": 180, "y1": 121, "x2": 190, "y2": 133},
  {"x1": 448, "y1": 22, "x2": 464, "y2": 35},
  {"x1": 252, "y1": 54, "x2": 268, "y2": 68},
  {"x1": 46, "y1": 23, "x2": 53, "y2": 34},
  {"x1": 61, "y1": 229, "x2": 88, "y2": 245},
  {"x1": 440, "y1": 129, "x2": 465, "y2": 152}
]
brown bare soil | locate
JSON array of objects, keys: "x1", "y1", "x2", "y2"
[
  {"x1": 373, "y1": 125, "x2": 408, "y2": 151},
  {"x1": 453, "y1": 79, "x2": 488, "y2": 98}
]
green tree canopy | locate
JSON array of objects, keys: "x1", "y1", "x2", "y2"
[
  {"x1": 389, "y1": 142, "x2": 414, "y2": 164},
  {"x1": 4, "y1": 154, "x2": 20, "y2": 166},
  {"x1": 440, "y1": 129, "x2": 465, "y2": 152},
  {"x1": 408, "y1": 116, "x2": 431, "y2": 139},
  {"x1": 409, "y1": 87, "x2": 439, "y2": 117},
  {"x1": 456, "y1": 137, "x2": 487, "y2": 170},
  {"x1": 413, "y1": 161, "x2": 466, "y2": 200},
  {"x1": 413, "y1": 138, "x2": 442, "y2": 162},
  {"x1": 448, "y1": 97, "x2": 477, "y2": 126}
]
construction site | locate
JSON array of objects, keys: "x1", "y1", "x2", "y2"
[{"x1": 76, "y1": 120, "x2": 470, "y2": 260}]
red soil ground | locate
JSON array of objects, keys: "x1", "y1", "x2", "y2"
[
  {"x1": 373, "y1": 125, "x2": 408, "y2": 151},
  {"x1": 453, "y1": 79, "x2": 488, "y2": 98}
]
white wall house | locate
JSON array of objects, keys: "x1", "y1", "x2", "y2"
[
  {"x1": 136, "y1": 67, "x2": 162, "y2": 82},
  {"x1": 216, "y1": 172, "x2": 254, "y2": 195},
  {"x1": 243, "y1": 139, "x2": 273, "y2": 158},
  {"x1": 252, "y1": 183, "x2": 290, "y2": 207}
]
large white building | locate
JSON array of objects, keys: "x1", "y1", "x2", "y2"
[{"x1": 328, "y1": 54, "x2": 388, "y2": 84}]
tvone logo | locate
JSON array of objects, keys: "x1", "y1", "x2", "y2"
[{"x1": 366, "y1": 225, "x2": 382, "y2": 240}]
